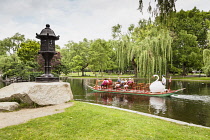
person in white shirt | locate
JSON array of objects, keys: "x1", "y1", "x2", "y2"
[{"x1": 162, "y1": 75, "x2": 166, "y2": 86}]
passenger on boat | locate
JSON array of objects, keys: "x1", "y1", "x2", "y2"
[
  {"x1": 108, "y1": 78, "x2": 113, "y2": 88},
  {"x1": 115, "y1": 83, "x2": 121, "y2": 89},
  {"x1": 124, "y1": 83, "x2": 129, "y2": 90},
  {"x1": 117, "y1": 77, "x2": 121, "y2": 83},
  {"x1": 101, "y1": 78, "x2": 109, "y2": 88},
  {"x1": 127, "y1": 78, "x2": 134, "y2": 89},
  {"x1": 162, "y1": 75, "x2": 166, "y2": 86},
  {"x1": 120, "y1": 78, "x2": 126, "y2": 87},
  {"x1": 114, "y1": 77, "x2": 121, "y2": 89},
  {"x1": 108, "y1": 78, "x2": 113, "y2": 85},
  {"x1": 127, "y1": 78, "x2": 133, "y2": 84}
]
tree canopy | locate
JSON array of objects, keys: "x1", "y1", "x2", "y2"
[{"x1": 0, "y1": 7, "x2": 210, "y2": 78}]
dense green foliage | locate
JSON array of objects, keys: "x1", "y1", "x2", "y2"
[
  {"x1": 61, "y1": 39, "x2": 90, "y2": 76},
  {"x1": 168, "y1": 8, "x2": 210, "y2": 75},
  {"x1": 17, "y1": 40, "x2": 40, "y2": 62},
  {"x1": 0, "y1": 33, "x2": 25, "y2": 55},
  {"x1": 62, "y1": 39, "x2": 118, "y2": 77},
  {"x1": 112, "y1": 21, "x2": 172, "y2": 78},
  {"x1": 0, "y1": 102, "x2": 209, "y2": 139}
]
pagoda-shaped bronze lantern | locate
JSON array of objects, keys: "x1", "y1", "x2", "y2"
[{"x1": 36, "y1": 24, "x2": 60, "y2": 82}]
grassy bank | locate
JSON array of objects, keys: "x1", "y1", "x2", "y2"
[
  {"x1": 0, "y1": 101, "x2": 209, "y2": 140},
  {"x1": 62, "y1": 72, "x2": 210, "y2": 81},
  {"x1": 172, "y1": 76, "x2": 210, "y2": 81},
  {"x1": 61, "y1": 72, "x2": 134, "y2": 78}
]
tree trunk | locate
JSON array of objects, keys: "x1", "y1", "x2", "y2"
[
  {"x1": 131, "y1": 57, "x2": 137, "y2": 77},
  {"x1": 81, "y1": 64, "x2": 88, "y2": 76},
  {"x1": 81, "y1": 67, "x2": 85, "y2": 76},
  {"x1": 182, "y1": 63, "x2": 187, "y2": 76}
]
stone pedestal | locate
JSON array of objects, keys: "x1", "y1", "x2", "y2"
[{"x1": 36, "y1": 77, "x2": 59, "y2": 82}]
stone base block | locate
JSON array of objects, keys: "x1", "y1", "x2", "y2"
[{"x1": 0, "y1": 102, "x2": 19, "y2": 111}]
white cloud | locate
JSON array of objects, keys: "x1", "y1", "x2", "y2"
[
  {"x1": 176, "y1": 0, "x2": 210, "y2": 11},
  {"x1": 0, "y1": 0, "x2": 209, "y2": 47}
]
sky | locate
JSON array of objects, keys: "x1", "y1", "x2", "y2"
[{"x1": 0, "y1": 0, "x2": 209, "y2": 48}]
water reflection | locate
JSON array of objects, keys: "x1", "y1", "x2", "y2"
[
  {"x1": 86, "y1": 92, "x2": 168, "y2": 116},
  {"x1": 149, "y1": 97, "x2": 166, "y2": 114}
]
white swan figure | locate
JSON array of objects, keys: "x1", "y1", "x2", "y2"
[{"x1": 149, "y1": 75, "x2": 165, "y2": 93}]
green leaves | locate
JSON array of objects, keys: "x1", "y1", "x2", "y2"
[
  {"x1": 62, "y1": 39, "x2": 90, "y2": 76},
  {"x1": 114, "y1": 20, "x2": 172, "y2": 78},
  {"x1": 17, "y1": 40, "x2": 40, "y2": 62},
  {"x1": 89, "y1": 39, "x2": 112, "y2": 73},
  {"x1": 0, "y1": 33, "x2": 25, "y2": 55},
  {"x1": 203, "y1": 49, "x2": 210, "y2": 76}
]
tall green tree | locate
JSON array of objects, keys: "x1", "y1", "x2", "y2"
[
  {"x1": 172, "y1": 30, "x2": 201, "y2": 75},
  {"x1": 0, "y1": 33, "x2": 25, "y2": 55},
  {"x1": 88, "y1": 39, "x2": 113, "y2": 76},
  {"x1": 70, "y1": 55, "x2": 84, "y2": 76},
  {"x1": 167, "y1": 8, "x2": 210, "y2": 75},
  {"x1": 11, "y1": 33, "x2": 25, "y2": 52},
  {"x1": 113, "y1": 20, "x2": 172, "y2": 78},
  {"x1": 61, "y1": 39, "x2": 90, "y2": 76},
  {"x1": 112, "y1": 24, "x2": 136, "y2": 75},
  {"x1": 131, "y1": 26, "x2": 172, "y2": 78},
  {"x1": 171, "y1": 8, "x2": 210, "y2": 49}
]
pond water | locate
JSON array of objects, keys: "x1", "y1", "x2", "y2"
[{"x1": 65, "y1": 78, "x2": 210, "y2": 128}]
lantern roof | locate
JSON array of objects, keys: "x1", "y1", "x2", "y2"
[{"x1": 36, "y1": 24, "x2": 59, "y2": 40}]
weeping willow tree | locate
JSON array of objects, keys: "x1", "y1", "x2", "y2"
[
  {"x1": 138, "y1": 0, "x2": 176, "y2": 24},
  {"x1": 114, "y1": 21, "x2": 172, "y2": 78},
  {"x1": 130, "y1": 27, "x2": 172, "y2": 78},
  {"x1": 112, "y1": 24, "x2": 133, "y2": 73}
]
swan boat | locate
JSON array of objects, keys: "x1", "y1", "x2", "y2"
[
  {"x1": 87, "y1": 85, "x2": 185, "y2": 97},
  {"x1": 87, "y1": 76, "x2": 185, "y2": 97}
]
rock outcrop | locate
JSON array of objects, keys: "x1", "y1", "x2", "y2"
[
  {"x1": 0, "y1": 82, "x2": 73, "y2": 106},
  {"x1": 0, "y1": 102, "x2": 19, "y2": 111}
]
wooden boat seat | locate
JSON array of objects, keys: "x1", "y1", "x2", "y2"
[
  {"x1": 135, "y1": 83, "x2": 150, "y2": 91},
  {"x1": 135, "y1": 83, "x2": 144, "y2": 90},
  {"x1": 130, "y1": 82, "x2": 137, "y2": 89}
]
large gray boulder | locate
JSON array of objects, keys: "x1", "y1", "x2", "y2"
[{"x1": 0, "y1": 82, "x2": 73, "y2": 105}]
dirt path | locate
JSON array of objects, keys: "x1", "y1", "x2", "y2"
[{"x1": 0, "y1": 102, "x2": 74, "y2": 129}]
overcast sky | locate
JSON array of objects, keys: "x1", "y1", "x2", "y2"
[{"x1": 0, "y1": 0, "x2": 209, "y2": 47}]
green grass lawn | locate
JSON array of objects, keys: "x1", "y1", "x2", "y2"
[
  {"x1": 61, "y1": 72, "x2": 134, "y2": 78},
  {"x1": 172, "y1": 76, "x2": 210, "y2": 81},
  {"x1": 62, "y1": 72, "x2": 210, "y2": 81},
  {"x1": 0, "y1": 101, "x2": 209, "y2": 140}
]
